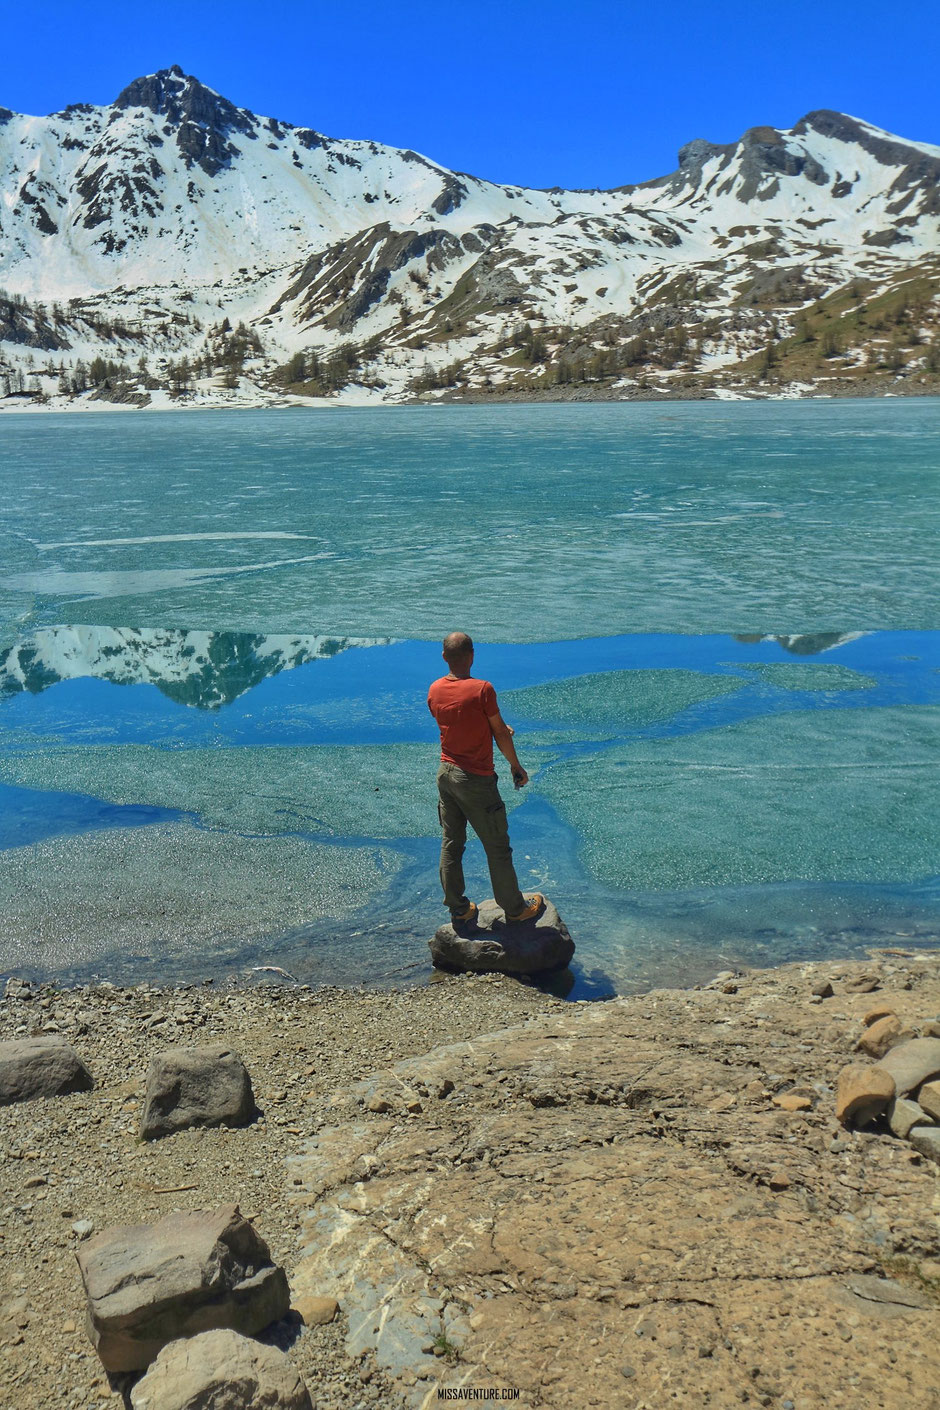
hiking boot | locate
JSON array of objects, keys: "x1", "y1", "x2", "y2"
[
  {"x1": 506, "y1": 893, "x2": 544, "y2": 924},
  {"x1": 451, "y1": 901, "x2": 479, "y2": 928}
]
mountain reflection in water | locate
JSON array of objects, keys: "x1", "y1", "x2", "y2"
[
  {"x1": 0, "y1": 626, "x2": 392, "y2": 710},
  {"x1": 733, "y1": 632, "x2": 867, "y2": 656}
]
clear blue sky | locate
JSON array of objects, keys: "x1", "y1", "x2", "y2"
[{"x1": 6, "y1": 0, "x2": 938, "y2": 190}]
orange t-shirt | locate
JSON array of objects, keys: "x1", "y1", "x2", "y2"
[{"x1": 427, "y1": 676, "x2": 498, "y2": 775}]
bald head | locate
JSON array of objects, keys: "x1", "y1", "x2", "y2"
[{"x1": 442, "y1": 631, "x2": 474, "y2": 668}]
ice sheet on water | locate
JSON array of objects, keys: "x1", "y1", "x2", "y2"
[
  {"x1": 534, "y1": 705, "x2": 940, "y2": 890},
  {"x1": 0, "y1": 824, "x2": 401, "y2": 973},
  {"x1": 0, "y1": 743, "x2": 540, "y2": 839},
  {"x1": 502, "y1": 669, "x2": 744, "y2": 729},
  {"x1": 3, "y1": 404, "x2": 939, "y2": 639}
]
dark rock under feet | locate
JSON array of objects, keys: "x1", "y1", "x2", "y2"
[{"x1": 430, "y1": 896, "x2": 574, "y2": 975}]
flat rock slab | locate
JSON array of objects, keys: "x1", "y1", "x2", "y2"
[
  {"x1": 430, "y1": 896, "x2": 574, "y2": 975},
  {"x1": 0, "y1": 1036, "x2": 93, "y2": 1105},
  {"x1": 140, "y1": 1044, "x2": 256, "y2": 1139},
  {"x1": 76, "y1": 1204, "x2": 289, "y2": 1372},
  {"x1": 289, "y1": 967, "x2": 940, "y2": 1410},
  {"x1": 130, "y1": 1329, "x2": 312, "y2": 1410},
  {"x1": 844, "y1": 1274, "x2": 935, "y2": 1310}
]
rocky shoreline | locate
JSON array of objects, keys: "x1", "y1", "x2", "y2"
[
  {"x1": 1, "y1": 950, "x2": 938, "y2": 1408},
  {"x1": 3, "y1": 376, "x2": 939, "y2": 415}
]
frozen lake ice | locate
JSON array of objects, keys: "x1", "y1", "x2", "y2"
[{"x1": 1, "y1": 401, "x2": 938, "y2": 994}]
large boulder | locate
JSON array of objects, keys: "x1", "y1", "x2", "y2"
[
  {"x1": 835, "y1": 1062, "x2": 895, "y2": 1126},
  {"x1": 129, "y1": 1329, "x2": 312, "y2": 1410},
  {"x1": 0, "y1": 1036, "x2": 93, "y2": 1106},
  {"x1": 140, "y1": 1045, "x2": 256, "y2": 1139},
  {"x1": 430, "y1": 896, "x2": 574, "y2": 975},
  {"x1": 875, "y1": 1038, "x2": 940, "y2": 1096},
  {"x1": 76, "y1": 1205, "x2": 290, "y2": 1372}
]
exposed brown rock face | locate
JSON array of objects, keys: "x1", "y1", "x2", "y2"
[{"x1": 289, "y1": 956, "x2": 940, "y2": 1407}]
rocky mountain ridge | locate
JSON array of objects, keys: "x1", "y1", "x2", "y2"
[{"x1": 1, "y1": 67, "x2": 938, "y2": 407}]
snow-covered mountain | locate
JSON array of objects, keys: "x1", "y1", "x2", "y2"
[
  {"x1": 1, "y1": 67, "x2": 938, "y2": 406},
  {"x1": 0, "y1": 625, "x2": 390, "y2": 707}
]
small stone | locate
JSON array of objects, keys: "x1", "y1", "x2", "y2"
[
  {"x1": 62, "y1": 1320, "x2": 77, "y2": 1334},
  {"x1": 621, "y1": 1365, "x2": 636, "y2": 1379},
  {"x1": 888, "y1": 1097, "x2": 931, "y2": 1140},
  {"x1": 24, "y1": 1175, "x2": 48, "y2": 1189},
  {"x1": 366, "y1": 1094, "x2": 393, "y2": 1114},
  {"x1": 72, "y1": 1219, "x2": 94, "y2": 1240},
  {"x1": 844, "y1": 975, "x2": 880, "y2": 994},
  {"x1": 908, "y1": 1126, "x2": 940, "y2": 1162},
  {"x1": 855, "y1": 1014, "x2": 902, "y2": 1059},
  {"x1": 862, "y1": 1003, "x2": 897, "y2": 1027},
  {"x1": 916, "y1": 1080, "x2": 940, "y2": 1122},
  {"x1": 923, "y1": 1019, "x2": 940, "y2": 1038},
  {"x1": 294, "y1": 1295, "x2": 338, "y2": 1326},
  {"x1": 773, "y1": 1093, "x2": 813, "y2": 1112},
  {"x1": 768, "y1": 1170, "x2": 791, "y2": 1190},
  {"x1": 835, "y1": 1063, "x2": 895, "y2": 1126},
  {"x1": 4, "y1": 978, "x2": 34, "y2": 1000},
  {"x1": 810, "y1": 981, "x2": 834, "y2": 999}
]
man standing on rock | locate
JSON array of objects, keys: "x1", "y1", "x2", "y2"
[{"x1": 428, "y1": 631, "x2": 543, "y2": 929}]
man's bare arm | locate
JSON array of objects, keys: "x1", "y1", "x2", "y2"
[{"x1": 487, "y1": 711, "x2": 528, "y2": 787}]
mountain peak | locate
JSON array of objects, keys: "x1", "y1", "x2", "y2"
[
  {"x1": 113, "y1": 65, "x2": 257, "y2": 176},
  {"x1": 114, "y1": 65, "x2": 218, "y2": 113}
]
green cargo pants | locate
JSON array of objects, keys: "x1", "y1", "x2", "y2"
[{"x1": 437, "y1": 762, "x2": 526, "y2": 919}]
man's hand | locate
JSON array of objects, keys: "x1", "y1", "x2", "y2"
[{"x1": 488, "y1": 709, "x2": 526, "y2": 781}]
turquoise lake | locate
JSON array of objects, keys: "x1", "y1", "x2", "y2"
[{"x1": 1, "y1": 400, "x2": 938, "y2": 996}]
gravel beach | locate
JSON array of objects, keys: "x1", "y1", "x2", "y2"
[
  {"x1": 2, "y1": 951, "x2": 938, "y2": 1409},
  {"x1": 0, "y1": 971, "x2": 560, "y2": 1409}
]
